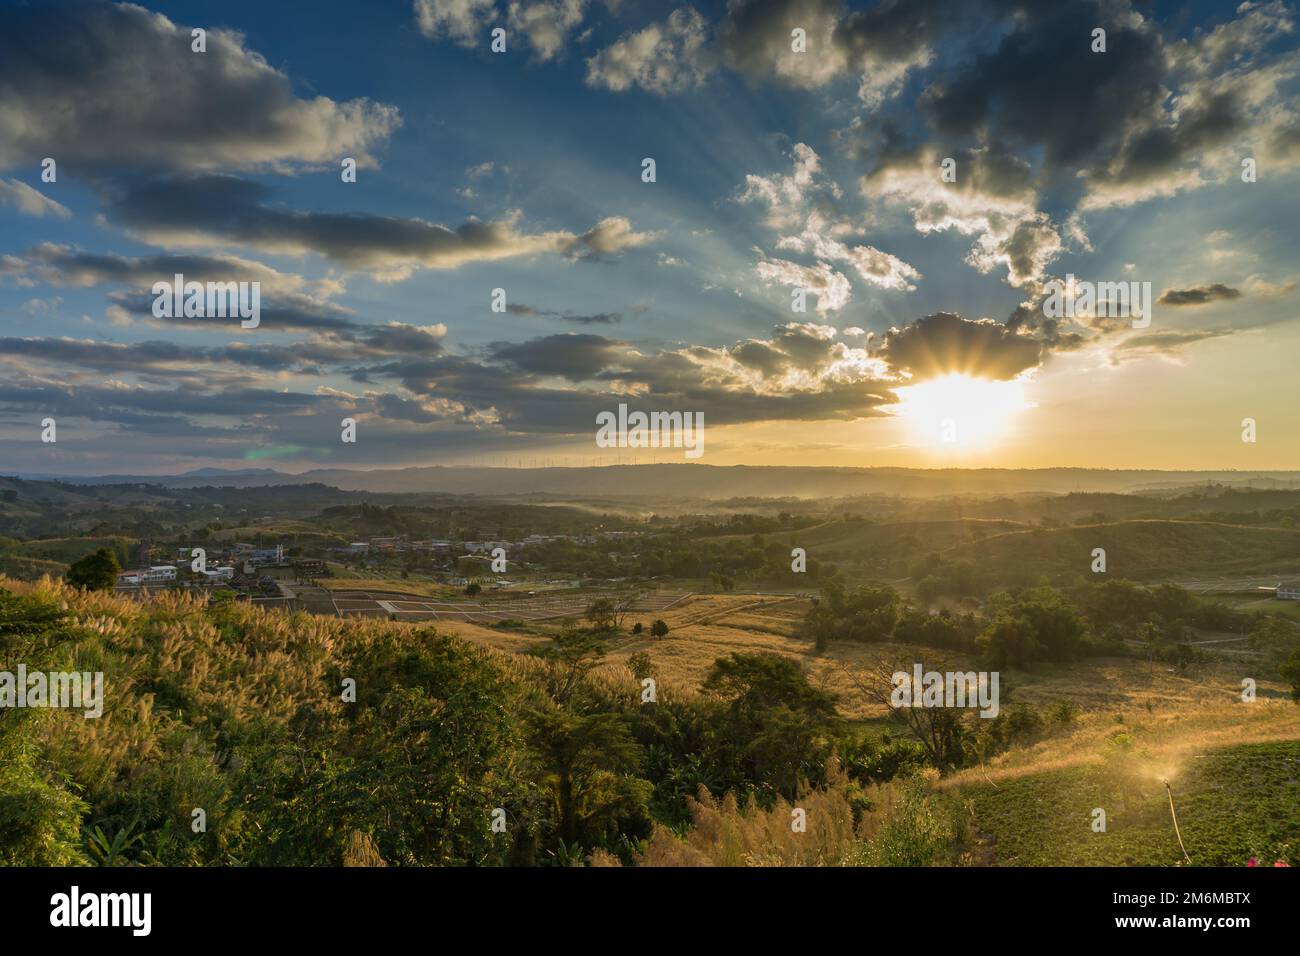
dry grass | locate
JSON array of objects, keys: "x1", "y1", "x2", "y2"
[
  {"x1": 940, "y1": 694, "x2": 1300, "y2": 791},
  {"x1": 320, "y1": 577, "x2": 461, "y2": 599},
  {"x1": 438, "y1": 592, "x2": 1300, "y2": 726},
  {"x1": 592, "y1": 761, "x2": 958, "y2": 867}
]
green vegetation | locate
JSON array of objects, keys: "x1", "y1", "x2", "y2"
[
  {"x1": 0, "y1": 579, "x2": 973, "y2": 866},
  {"x1": 65, "y1": 548, "x2": 121, "y2": 591},
  {"x1": 966, "y1": 740, "x2": 1300, "y2": 866},
  {"x1": 3, "y1": 476, "x2": 1299, "y2": 867}
]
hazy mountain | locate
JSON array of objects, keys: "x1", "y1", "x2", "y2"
[{"x1": 13, "y1": 465, "x2": 1300, "y2": 500}]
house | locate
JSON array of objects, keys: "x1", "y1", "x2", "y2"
[
  {"x1": 1277, "y1": 583, "x2": 1300, "y2": 601},
  {"x1": 142, "y1": 565, "x2": 177, "y2": 584}
]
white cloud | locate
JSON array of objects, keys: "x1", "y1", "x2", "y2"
[
  {"x1": 586, "y1": 7, "x2": 714, "y2": 93},
  {"x1": 0, "y1": 179, "x2": 71, "y2": 218},
  {"x1": 754, "y1": 257, "x2": 852, "y2": 312}
]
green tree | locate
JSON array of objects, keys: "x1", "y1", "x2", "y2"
[
  {"x1": 249, "y1": 627, "x2": 529, "y2": 866},
  {"x1": 650, "y1": 619, "x2": 669, "y2": 637},
  {"x1": 1280, "y1": 648, "x2": 1300, "y2": 703},
  {"x1": 702, "y1": 652, "x2": 840, "y2": 796},
  {"x1": 627, "y1": 652, "x2": 654, "y2": 681},
  {"x1": 585, "y1": 597, "x2": 618, "y2": 631},
  {"x1": 524, "y1": 629, "x2": 651, "y2": 851},
  {"x1": 66, "y1": 547, "x2": 120, "y2": 591},
  {"x1": 523, "y1": 704, "x2": 649, "y2": 849}
]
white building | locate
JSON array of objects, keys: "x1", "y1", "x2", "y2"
[
  {"x1": 142, "y1": 565, "x2": 177, "y2": 584},
  {"x1": 1277, "y1": 583, "x2": 1300, "y2": 601}
]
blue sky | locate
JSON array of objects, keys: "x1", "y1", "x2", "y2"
[{"x1": 1, "y1": 0, "x2": 1298, "y2": 474}]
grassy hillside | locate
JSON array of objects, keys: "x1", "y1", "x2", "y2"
[
  {"x1": 949, "y1": 520, "x2": 1300, "y2": 581},
  {"x1": 11, "y1": 535, "x2": 137, "y2": 565},
  {"x1": 962, "y1": 741, "x2": 1300, "y2": 866},
  {"x1": 717, "y1": 517, "x2": 1029, "y2": 558},
  {"x1": 4, "y1": 576, "x2": 1296, "y2": 867}
]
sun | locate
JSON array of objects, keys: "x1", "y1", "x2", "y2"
[{"x1": 890, "y1": 373, "x2": 1030, "y2": 450}]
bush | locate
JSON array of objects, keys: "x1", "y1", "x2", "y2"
[
  {"x1": 650, "y1": 619, "x2": 669, "y2": 637},
  {"x1": 1281, "y1": 648, "x2": 1300, "y2": 703},
  {"x1": 66, "y1": 548, "x2": 120, "y2": 591}
]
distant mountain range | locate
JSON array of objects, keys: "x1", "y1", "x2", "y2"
[{"x1": 10, "y1": 465, "x2": 1300, "y2": 500}]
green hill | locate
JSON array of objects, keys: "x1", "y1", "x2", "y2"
[
  {"x1": 964, "y1": 740, "x2": 1300, "y2": 866},
  {"x1": 949, "y1": 520, "x2": 1300, "y2": 581}
]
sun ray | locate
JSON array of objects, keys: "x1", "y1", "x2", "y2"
[{"x1": 890, "y1": 373, "x2": 1031, "y2": 451}]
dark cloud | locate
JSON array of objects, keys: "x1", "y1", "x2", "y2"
[
  {"x1": 104, "y1": 175, "x2": 652, "y2": 279},
  {"x1": 19, "y1": 243, "x2": 320, "y2": 297},
  {"x1": 877, "y1": 312, "x2": 1042, "y2": 381},
  {"x1": 1157, "y1": 284, "x2": 1243, "y2": 307},
  {"x1": 0, "y1": 1, "x2": 399, "y2": 174},
  {"x1": 719, "y1": 0, "x2": 845, "y2": 87},
  {"x1": 507, "y1": 303, "x2": 622, "y2": 324},
  {"x1": 107, "y1": 288, "x2": 361, "y2": 335},
  {"x1": 920, "y1": 3, "x2": 1167, "y2": 173},
  {"x1": 489, "y1": 334, "x2": 630, "y2": 380}
]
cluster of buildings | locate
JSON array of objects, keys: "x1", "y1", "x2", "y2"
[
  {"x1": 328, "y1": 533, "x2": 576, "y2": 559},
  {"x1": 116, "y1": 542, "x2": 294, "y2": 590}
]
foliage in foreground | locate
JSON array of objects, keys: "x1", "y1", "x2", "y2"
[{"x1": 0, "y1": 578, "x2": 965, "y2": 867}]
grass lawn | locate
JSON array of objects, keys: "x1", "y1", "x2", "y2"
[{"x1": 962, "y1": 740, "x2": 1300, "y2": 866}]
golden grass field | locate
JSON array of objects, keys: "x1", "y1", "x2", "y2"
[{"x1": 433, "y1": 592, "x2": 1300, "y2": 733}]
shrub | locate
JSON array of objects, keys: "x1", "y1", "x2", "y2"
[{"x1": 66, "y1": 548, "x2": 120, "y2": 591}]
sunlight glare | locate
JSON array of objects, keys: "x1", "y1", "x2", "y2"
[{"x1": 891, "y1": 373, "x2": 1030, "y2": 450}]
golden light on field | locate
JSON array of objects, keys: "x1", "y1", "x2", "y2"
[{"x1": 891, "y1": 373, "x2": 1030, "y2": 450}]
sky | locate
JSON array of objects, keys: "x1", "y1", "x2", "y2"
[{"x1": 0, "y1": 0, "x2": 1297, "y2": 476}]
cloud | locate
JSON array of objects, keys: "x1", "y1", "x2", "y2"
[
  {"x1": 719, "y1": 0, "x2": 847, "y2": 88},
  {"x1": 587, "y1": 7, "x2": 714, "y2": 93},
  {"x1": 414, "y1": 0, "x2": 497, "y2": 44},
  {"x1": 1108, "y1": 328, "x2": 1242, "y2": 364},
  {"x1": 754, "y1": 256, "x2": 852, "y2": 312},
  {"x1": 776, "y1": 219, "x2": 921, "y2": 291},
  {"x1": 832, "y1": 0, "x2": 946, "y2": 105},
  {"x1": 877, "y1": 312, "x2": 1042, "y2": 382},
  {"x1": 920, "y1": 3, "x2": 1168, "y2": 175},
  {"x1": 1157, "y1": 284, "x2": 1244, "y2": 307},
  {"x1": 415, "y1": 0, "x2": 591, "y2": 63},
  {"x1": 739, "y1": 143, "x2": 839, "y2": 231},
  {"x1": 18, "y1": 242, "x2": 336, "y2": 298},
  {"x1": 0, "y1": 2, "x2": 400, "y2": 174},
  {"x1": 743, "y1": 144, "x2": 920, "y2": 305},
  {"x1": 862, "y1": 144, "x2": 1062, "y2": 289},
  {"x1": 489, "y1": 333, "x2": 630, "y2": 380},
  {"x1": 566, "y1": 216, "x2": 658, "y2": 259},
  {"x1": 905, "y1": 0, "x2": 1300, "y2": 212},
  {"x1": 507, "y1": 303, "x2": 622, "y2": 324},
  {"x1": 508, "y1": 0, "x2": 590, "y2": 62},
  {"x1": 0, "y1": 179, "x2": 71, "y2": 218},
  {"x1": 105, "y1": 176, "x2": 654, "y2": 280}
]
